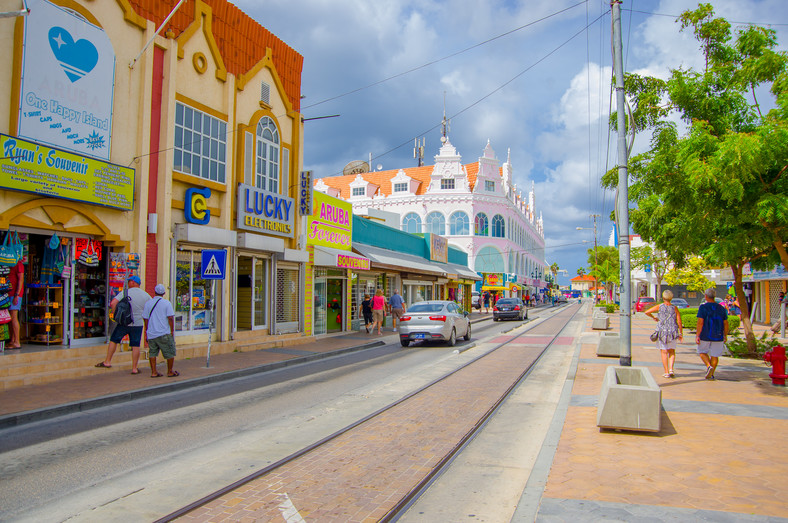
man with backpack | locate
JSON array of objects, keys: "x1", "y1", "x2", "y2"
[
  {"x1": 695, "y1": 288, "x2": 729, "y2": 380},
  {"x1": 96, "y1": 275, "x2": 151, "y2": 375}
]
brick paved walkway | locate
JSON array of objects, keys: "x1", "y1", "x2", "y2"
[
  {"x1": 175, "y1": 307, "x2": 580, "y2": 522},
  {"x1": 537, "y1": 311, "x2": 788, "y2": 520}
]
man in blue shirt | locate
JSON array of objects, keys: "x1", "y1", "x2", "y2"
[
  {"x1": 388, "y1": 289, "x2": 406, "y2": 332},
  {"x1": 696, "y1": 288, "x2": 728, "y2": 380}
]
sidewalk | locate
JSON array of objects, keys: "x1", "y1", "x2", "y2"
[
  {"x1": 0, "y1": 311, "x2": 497, "y2": 425},
  {"x1": 531, "y1": 307, "x2": 788, "y2": 520}
]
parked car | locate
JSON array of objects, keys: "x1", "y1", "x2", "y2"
[
  {"x1": 635, "y1": 296, "x2": 656, "y2": 312},
  {"x1": 471, "y1": 291, "x2": 481, "y2": 310},
  {"x1": 672, "y1": 298, "x2": 690, "y2": 309},
  {"x1": 493, "y1": 298, "x2": 526, "y2": 321},
  {"x1": 398, "y1": 300, "x2": 471, "y2": 347},
  {"x1": 555, "y1": 294, "x2": 568, "y2": 303}
]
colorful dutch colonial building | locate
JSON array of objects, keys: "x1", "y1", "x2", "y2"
[
  {"x1": 314, "y1": 133, "x2": 548, "y2": 299},
  {"x1": 0, "y1": 0, "x2": 310, "y2": 382}
]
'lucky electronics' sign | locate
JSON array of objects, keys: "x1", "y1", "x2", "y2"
[
  {"x1": 307, "y1": 191, "x2": 352, "y2": 250},
  {"x1": 236, "y1": 183, "x2": 295, "y2": 238}
]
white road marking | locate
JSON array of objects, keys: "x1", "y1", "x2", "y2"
[{"x1": 278, "y1": 492, "x2": 306, "y2": 523}]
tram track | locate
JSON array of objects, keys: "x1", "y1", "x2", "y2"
[{"x1": 158, "y1": 303, "x2": 582, "y2": 522}]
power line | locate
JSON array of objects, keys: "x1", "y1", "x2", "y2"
[
  {"x1": 623, "y1": 8, "x2": 788, "y2": 27},
  {"x1": 302, "y1": 1, "x2": 589, "y2": 111}
]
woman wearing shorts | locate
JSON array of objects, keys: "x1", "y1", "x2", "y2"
[
  {"x1": 645, "y1": 289, "x2": 683, "y2": 378},
  {"x1": 371, "y1": 289, "x2": 387, "y2": 335}
]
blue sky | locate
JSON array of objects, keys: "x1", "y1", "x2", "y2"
[{"x1": 234, "y1": 0, "x2": 788, "y2": 285}]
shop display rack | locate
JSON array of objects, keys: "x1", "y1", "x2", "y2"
[{"x1": 25, "y1": 283, "x2": 63, "y2": 345}]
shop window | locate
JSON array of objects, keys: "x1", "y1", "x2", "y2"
[
  {"x1": 492, "y1": 214, "x2": 505, "y2": 238},
  {"x1": 256, "y1": 116, "x2": 280, "y2": 193},
  {"x1": 402, "y1": 212, "x2": 421, "y2": 233},
  {"x1": 425, "y1": 212, "x2": 445, "y2": 235},
  {"x1": 474, "y1": 213, "x2": 488, "y2": 236},
  {"x1": 174, "y1": 250, "x2": 212, "y2": 332},
  {"x1": 174, "y1": 102, "x2": 227, "y2": 183},
  {"x1": 449, "y1": 211, "x2": 469, "y2": 235}
]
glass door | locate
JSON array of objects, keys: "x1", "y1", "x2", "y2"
[
  {"x1": 313, "y1": 279, "x2": 327, "y2": 335},
  {"x1": 254, "y1": 257, "x2": 267, "y2": 328}
]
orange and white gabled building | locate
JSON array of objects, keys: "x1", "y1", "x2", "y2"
[{"x1": 314, "y1": 134, "x2": 548, "y2": 296}]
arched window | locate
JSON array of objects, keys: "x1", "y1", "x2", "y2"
[
  {"x1": 402, "y1": 212, "x2": 421, "y2": 233},
  {"x1": 492, "y1": 214, "x2": 505, "y2": 238},
  {"x1": 475, "y1": 245, "x2": 505, "y2": 273},
  {"x1": 449, "y1": 211, "x2": 470, "y2": 235},
  {"x1": 256, "y1": 117, "x2": 279, "y2": 192},
  {"x1": 474, "y1": 213, "x2": 488, "y2": 236},
  {"x1": 425, "y1": 212, "x2": 445, "y2": 235}
]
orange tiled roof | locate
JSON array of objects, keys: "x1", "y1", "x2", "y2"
[
  {"x1": 127, "y1": 0, "x2": 303, "y2": 112},
  {"x1": 571, "y1": 275, "x2": 595, "y2": 282},
  {"x1": 317, "y1": 160, "x2": 501, "y2": 199}
]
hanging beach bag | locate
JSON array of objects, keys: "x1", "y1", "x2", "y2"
[
  {"x1": 0, "y1": 309, "x2": 11, "y2": 325},
  {"x1": 49, "y1": 233, "x2": 60, "y2": 250},
  {"x1": 78, "y1": 240, "x2": 100, "y2": 267},
  {"x1": 54, "y1": 245, "x2": 65, "y2": 276},
  {"x1": 0, "y1": 292, "x2": 10, "y2": 309},
  {"x1": 0, "y1": 232, "x2": 19, "y2": 267}
]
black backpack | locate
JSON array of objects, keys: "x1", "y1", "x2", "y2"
[{"x1": 115, "y1": 294, "x2": 134, "y2": 326}]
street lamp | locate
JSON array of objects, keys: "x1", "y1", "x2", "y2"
[{"x1": 577, "y1": 215, "x2": 600, "y2": 301}]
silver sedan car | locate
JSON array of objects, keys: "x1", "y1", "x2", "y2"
[{"x1": 398, "y1": 300, "x2": 471, "y2": 347}]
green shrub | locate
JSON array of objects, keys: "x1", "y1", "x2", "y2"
[
  {"x1": 726, "y1": 330, "x2": 780, "y2": 359},
  {"x1": 680, "y1": 310, "x2": 740, "y2": 332}
]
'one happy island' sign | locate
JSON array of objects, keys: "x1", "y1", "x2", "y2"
[{"x1": 17, "y1": 0, "x2": 116, "y2": 160}]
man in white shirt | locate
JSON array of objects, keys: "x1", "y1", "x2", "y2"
[
  {"x1": 143, "y1": 283, "x2": 178, "y2": 378},
  {"x1": 96, "y1": 275, "x2": 151, "y2": 374}
]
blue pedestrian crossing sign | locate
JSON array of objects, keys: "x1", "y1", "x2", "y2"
[{"x1": 201, "y1": 249, "x2": 227, "y2": 280}]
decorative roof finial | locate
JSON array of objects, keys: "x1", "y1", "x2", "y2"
[{"x1": 440, "y1": 91, "x2": 450, "y2": 144}]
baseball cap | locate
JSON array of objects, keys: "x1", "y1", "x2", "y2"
[
  {"x1": 154, "y1": 283, "x2": 166, "y2": 295},
  {"x1": 128, "y1": 275, "x2": 141, "y2": 285}
]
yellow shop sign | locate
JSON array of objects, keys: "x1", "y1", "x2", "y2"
[{"x1": 1, "y1": 134, "x2": 134, "y2": 210}]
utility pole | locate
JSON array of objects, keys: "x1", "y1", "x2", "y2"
[
  {"x1": 592, "y1": 214, "x2": 599, "y2": 302},
  {"x1": 612, "y1": 0, "x2": 632, "y2": 366}
]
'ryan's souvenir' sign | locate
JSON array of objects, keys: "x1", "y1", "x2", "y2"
[
  {"x1": 236, "y1": 183, "x2": 295, "y2": 238},
  {"x1": 1, "y1": 134, "x2": 134, "y2": 210},
  {"x1": 307, "y1": 191, "x2": 352, "y2": 250}
]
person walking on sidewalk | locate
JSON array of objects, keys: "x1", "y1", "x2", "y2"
[
  {"x1": 96, "y1": 276, "x2": 151, "y2": 374},
  {"x1": 696, "y1": 288, "x2": 728, "y2": 380},
  {"x1": 645, "y1": 289, "x2": 683, "y2": 378},
  {"x1": 388, "y1": 289, "x2": 406, "y2": 332},
  {"x1": 359, "y1": 294, "x2": 373, "y2": 333},
  {"x1": 142, "y1": 284, "x2": 179, "y2": 378},
  {"x1": 370, "y1": 288, "x2": 388, "y2": 335}
]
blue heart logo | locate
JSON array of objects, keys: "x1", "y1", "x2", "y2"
[{"x1": 48, "y1": 27, "x2": 99, "y2": 83}]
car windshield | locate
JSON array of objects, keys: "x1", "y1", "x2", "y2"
[
  {"x1": 673, "y1": 299, "x2": 688, "y2": 305},
  {"x1": 408, "y1": 303, "x2": 444, "y2": 313},
  {"x1": 640, "y1": 297, "x2": 655, "y2": 302}
]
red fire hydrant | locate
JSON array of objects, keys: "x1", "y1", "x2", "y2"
[{"x1": 763, "y1": 345, "x2": 788, "y2": 386}]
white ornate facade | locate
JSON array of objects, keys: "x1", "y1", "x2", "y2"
[{"x1": 314, "y1": 137, "x2": 548, "y2": 292}]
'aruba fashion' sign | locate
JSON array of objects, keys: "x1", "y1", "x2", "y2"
[{"x1": 17, "y1": 0, "x2": 115, "y2": 160}]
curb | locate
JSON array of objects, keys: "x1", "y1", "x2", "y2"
[{"x1": 0, "y1": 340, "x2": 386, "y2": 430}]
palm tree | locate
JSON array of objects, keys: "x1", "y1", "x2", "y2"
[{"x1": 577, "y1": 267, "x2": 586, "y2": 277}]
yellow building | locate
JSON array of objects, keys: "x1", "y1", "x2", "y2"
[{"x1": 0, "y1": 0, "x2": 307, "y2": 357}]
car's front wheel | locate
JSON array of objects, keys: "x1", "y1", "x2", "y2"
[{"x1": 447, "y1": 328, "x2": 456, "y2": 347}]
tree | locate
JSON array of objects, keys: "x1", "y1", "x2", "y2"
[
  {"x1": 577, "y1": 267, "x2": 586, "y2": 277},
  {"x1": 631, "y1": 245, "x2": 671, "y2": 298},
  {"x1": 664, "y1": 256, "x2": 715, "y2": 292},
  {"x1": 603, "y1": 4, "x2": 788, "y2": 352},
  {"x1": 588, "y1": 246, "x2": 619, "y2": 301}
]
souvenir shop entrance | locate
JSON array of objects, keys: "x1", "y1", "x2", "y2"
[
  {"x1": 313, "y1": 268, "x2": 346, "y2": 335},
  {"x1": 0, "y1": 229, "x2": 119, "y2": 349}
]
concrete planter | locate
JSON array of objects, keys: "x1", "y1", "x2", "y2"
[
  {"x1": 597, "y1": 366, "x2": 662, "y2": 432},
  {"x1": 596, "y1": 331, "x2": 620, "y2": 357},
  {"x1": 591, "y1": 315, "x2": 610, "y2": 330}
]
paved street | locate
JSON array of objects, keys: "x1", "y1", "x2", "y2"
[{"x1": 1, "y1": 302, "x2": 787, "y2": 522}]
